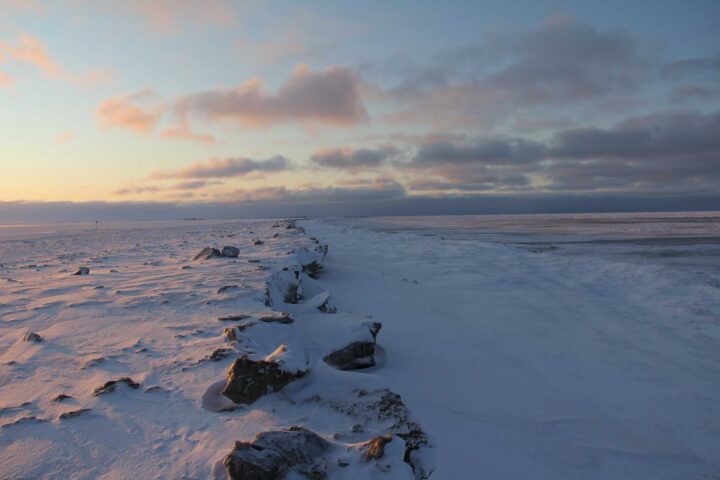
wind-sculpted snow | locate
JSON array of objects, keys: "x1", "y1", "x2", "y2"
[{"x1": 0, "y1": 218, "x2": 434, "y2": 479}]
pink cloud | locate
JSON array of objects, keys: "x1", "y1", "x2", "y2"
[
  {"x1": 0, "y1": 33, "x2": 60, "y2": 85},
  {"x1": 160, "y1": 126, "x2": 216, "y2": 144},
  {"x1": 97, "y1": 88, "x2": 163, "y2": 134}
]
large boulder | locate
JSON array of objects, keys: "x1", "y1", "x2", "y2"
[
  {"x1": 221, "y1": 246, "x2": 240, "y2": 258},
  {"x1": 323, "y1": 322, "x2": 382, "y2": 370},
  {"x1": 224, "y1": 426, "x2": 329, "y2": 480},
  {"x1": 265, "y1": 269, "x2": 302, "y2": 306},
  {"x1": 296, "y1": 244, "x2": 329, "y2": 278},
  {"x1": 194, "y1": 247, "x2": 222, "y2": 260},
  {"x1": 221, "y1": 344, "x2": 308, "y2": 405}
]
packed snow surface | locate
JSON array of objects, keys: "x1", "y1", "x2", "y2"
[{"x1": 1, "y1": 214, "x2": 719, "y2": 479}]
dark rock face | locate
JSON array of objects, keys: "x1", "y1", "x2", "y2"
[
  {"x1": 363, "y1": 435, "x2": 393, "y2": 461},
  {"x1": 51, "y1": 394, "x2": 73, "y2": 403},
  {"x1": 224, "y1": 426, "x2": 329, "y2": 480},
  {"x1": 222, "y1": 246, "x2": 240, "y2": 258},
  {"x1": 22, "y1": 331, "x2": 42, "y2": 342},
  {"x1": 194, "y1": 247, "x2": 222, "y2": 260},
  {"x1": 73, "y1": 267, "x2": 90, "y2": 275},
  {"x1": 221, "y1": 355, "x2": 306, "y2": 405},
  {"x1": 253, "y1": 240, "x2": 265, "y2": 246},
  {"x1": 258, "y1": 312, "x2": 294, "y2": 324},
  {"x1": 324, "y1": 341, "x2": 376, "y2": 370},
  {"x1": 93, "y1": 377, "x2": 140, "y2": 396},
  {"x1": 323, "y1": 322, "x2": 382, "y2": 371}
]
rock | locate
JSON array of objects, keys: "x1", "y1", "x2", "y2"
[
  {"x1": 224, "y1": 426, "x2": 329, "y2": 480},
  {"x1": 258, "y1": 312, "x2": 294, "y2": 324},
  {"x1": 83, "y1": 357, "x2": 105, "y2": 368},
  {"x1": 218, "y1": 285, "x2": 240, "y2": 294},
  {"x1": 221, "y1": 345, "x2": 307, "y2": 405},
  {"x1": 182, "y1": 265, "x2": 192, "y2": 270},
  {"x1": 59, "y1": 408, "x2": 91, "y2": 420},
  {"x1": 363, "y1": 435, "x2": 393, "y2": 461},
  {"x1": 265, "y1": 270, "x2": 302, "y2": 306},
  {"x1": 218, "y1": 314, "x2": 252, "y2": 322},
  {"x1": 194, "y1": 247, "x2": 222, "y2": 260},
  {"x1": 222, "y1": 246, "x2": 240, "y2": 258},
  {"x1": 73, "y1": 267, "x2": 90, "y2": 275},
  {"x1": 253, "y1": 240, "x2": 265, "y2": 246},
  {"x1": 204, "y1": 347, "x2": 234, "y2": 362},
  {"x1": 22, "y1": 331, "x2": 42, "y2": 342},
  {"x1": 93, "y1": 377, "x2": 140, "y2": 396},
  {"x1": 323, "y1": 322, "x2": 382, "y2": 370},
  {"x1": 51, "y1": 394, "x2": 73, "y2": 403},
  {"x1": 296, "y1": 245, "x2": 329, "y2": 278}
]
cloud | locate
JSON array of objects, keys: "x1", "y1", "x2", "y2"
[
  {"x1": 97, "y1": 88, "x2": 162, "y2": 134},
  {"x1": 661, "y1": 56, "x2": 720, "y2": 80},
  {"x1": 0, "y1": 33, "x2": 60, "y2": 85},
  {"x1": 172, "y1": 180, "x2": 223, "y2": 190},
  {"x1": 173, "y1": 64, "x2": 368, "y2": 128},
  {"x1": 150, "y1": 155, "x2": 292, "y2": 180},
  {"x1": 401, "y1": 110, "x2": 720, "y2": 193},
  {"x1": 56, "y1": 132, "x2": 74, "y2": 144},
  {"x1": 412, "y1": 138, "x2": 546, "y2": 166},
  {"x1": 113, "y1": 185, "x2": 163, "y2": 195},
  {"x1": 4, "y1": 192, "x2": 720, "y2": 224},
  {"x1": 223, "y1": 182, "x2": 406, "y2": 204},
  {"x1": 309, "y1": 146, "x2": 399, "y2": 171},
  {"x1": 368, "y1": 19, "x2": 649, "y2": 127},
  {"x1": 160, "y1": 126, "x2": 216, "y2": 144}
]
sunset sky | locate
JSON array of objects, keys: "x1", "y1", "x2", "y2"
[{"x1": 1, "y1": 0, "x2": 719, "y2": 220}]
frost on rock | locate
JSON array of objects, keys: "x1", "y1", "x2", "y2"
[
  {"x1": 221, "y1": 344, "x2": 308, "y2": 405},
  {"x1": 224, "y1": 426, "x2": 330, "y2": 480},
  {"x1": 324, "y1": 322, "x2": 382, "y2": 370}
]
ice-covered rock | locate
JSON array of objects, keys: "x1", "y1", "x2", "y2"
[
  {"x1": 221, "y1": 344, "x2": 308, "y2": 404},
  {"x1": 265, "y1": 269, "x2": 302, "y2": 306},
  {"x1": 296, "y1": 244, "x2": 329, "y2": 278},
  {"x1": 224, "y1": 426, "x2": 329, "y2": 480},
  {"x1": 324, "y1": 322, "x2": 382, "y2": 370},
  {"x1": 73, "y1": 266, "x2": 90, "y2": 275}
]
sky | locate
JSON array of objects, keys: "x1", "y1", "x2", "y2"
[{"x1": 1, "y1": 0, "x2": 719, "y2": 221}]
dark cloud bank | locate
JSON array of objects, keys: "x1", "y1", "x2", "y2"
[{"x1": 2, "y1": 192, "x2": 719, "y2": 224}]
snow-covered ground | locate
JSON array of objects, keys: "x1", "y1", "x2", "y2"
[{"x1": 1, "y1": 215, "x2": 719, "y2": 479}]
